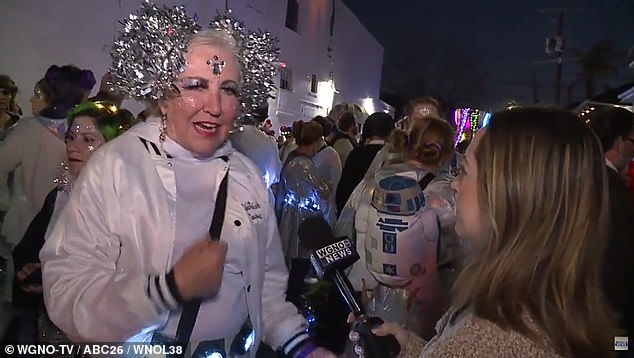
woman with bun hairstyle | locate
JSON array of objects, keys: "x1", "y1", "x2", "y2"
[
  {"x1": 275, "y1": 120, "x2": 335, "y2": 307},
  {"x1": 336, "y1": 116, "x2": 455, "y2": 339}
]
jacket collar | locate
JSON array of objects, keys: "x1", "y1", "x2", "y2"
[{"x1": 127, "y1": 121, "x2": 235, "y2": 161}]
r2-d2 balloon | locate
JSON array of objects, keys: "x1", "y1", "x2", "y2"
[{"x1": 365, "y1": 176, "x2": 440, "y2": 288}]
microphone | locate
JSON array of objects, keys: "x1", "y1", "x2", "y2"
[{"x1": 298, "y1": 217, "x2": 401, "y2": 358}]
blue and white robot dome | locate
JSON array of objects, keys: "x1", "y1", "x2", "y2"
[
  {"x1": 371, "y1": 176, "x2": 426, "y2": 216},
  {"x1": 365, "y1": 175, "x2": 439, "y2": 288}
]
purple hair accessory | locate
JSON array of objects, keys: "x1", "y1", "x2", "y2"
[
  {"x1": 79, "y1": 70, "x2": 97, "y2": 90},
  {"x1": 44, "y1": 65, "x2": 61, "y2": 82}
]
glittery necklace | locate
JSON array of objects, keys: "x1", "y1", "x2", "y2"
[{"x1": 53, "y1": 161, "x2": 73, "y2": 194}]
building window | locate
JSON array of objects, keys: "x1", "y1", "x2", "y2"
[
  {"x1": 285, "y1": 0, "x2": 299, "y2": 32},
  {"x1": 310, "y1": 74, "x2": 318, "y2": 93},
  {"x1": 280, "y1": 67, "x2": 293, "y2": 91}
]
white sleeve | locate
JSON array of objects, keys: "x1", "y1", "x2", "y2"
[
  {"x1": 334, "y1": 176, "x2": 370, "y2": 242},
  {"x1": 259, "y1": 184, "x2": 310, "y2": 352},
  {"x1": 0, "y1": 121, "x2": 26, "y2": 210},
  {"x1": 324, "y1": 148, "x2": 342, "y2": 192},
  {"x1": 40, "y1": 151, "x2": 173, "y2": 341}
]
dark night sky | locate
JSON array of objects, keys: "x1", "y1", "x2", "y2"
[{"x1": 341, "y1": 0, "x2": 634, "y2": 110}]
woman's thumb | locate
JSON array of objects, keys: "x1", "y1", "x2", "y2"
[{"x1": 370, "y1": 323, "x2": 391, "y2": 337}]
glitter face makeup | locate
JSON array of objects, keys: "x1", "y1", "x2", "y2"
[{"x1": 65, "y1": 116, "x2": 106, "y2": 178}]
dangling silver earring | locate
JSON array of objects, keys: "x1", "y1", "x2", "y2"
[
  {"x1": 228, "y1": 121, "x2": 243, "y2": 134},
  {"x1": 159, "y1": 113, "x2": 167, "y2": 142},
  {"x1": 228, "y1": 111, "x2": 244, "y2": 134}
]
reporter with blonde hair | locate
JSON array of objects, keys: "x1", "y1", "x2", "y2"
[{"x1": 352, "y1": 108, "x2": 620, "y2": 358}]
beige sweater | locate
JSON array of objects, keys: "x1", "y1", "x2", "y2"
[
  {"x1": 399, "y1": 310, "x2": 563, "y2": 358},
  {"x1": 0, "y1": 117, "x2": 65, "y2": 245}
]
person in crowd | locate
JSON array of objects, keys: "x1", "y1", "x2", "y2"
[
  {"x1": 0, "y1": 75, "x2": 20, "y2": 140},
  {"x1": 275, "y1": 120, "x2": 334, "y2": 307},
  {"x1": 336, "y1": 117, "x2": 455, "y2": 340},
  {"x1": 40, "y1": 4, "x2": 335, "y2": 357},
  {"x1": 280, "y1": 120, "x2": 300, "y2": 164},
  {"x1": 335, "y1": 112, "x2": 394, "y2": 214},
  {"x1": 329, "y1": 111, "x2": 358, "y2": 166},
  {"x1": 351, "y1": 108, "x2": 620, "y2": 358},
  {"x1": 0, "y1": 64, "x2": 88, "y2": 301},
  {"x1": 586, "y1": 106, "x2": 634, "y2": 341},
  {"x1": 311, "y1": 115, "x2": 343, "y2": 198},
  {"x1": 9, "y1": 101, "x2": 135, "y2": 343},
  {"x1": 395, "y1": 96, "x2": 444, "y2": 131},
  {"x1": 29, "y1": 79, "x2": 51, "y2": 117},
  {"x1": 366, "y1": 97, "x2": 445, "y2": 179},
  {"x1": 231, "y1": 105, "x2": 282, "y2": 196}
]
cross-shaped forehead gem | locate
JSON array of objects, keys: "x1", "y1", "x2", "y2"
[{"x1": 206, "y1": 55, "x2": 226, "y2": 76}]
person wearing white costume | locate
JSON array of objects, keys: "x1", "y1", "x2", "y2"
[
  {"x1": 230, "y1": 105, "x2": 282, "y2": 199},
  {"x1": 40, "y1": 3, "x2": 335, "y2": 358}
]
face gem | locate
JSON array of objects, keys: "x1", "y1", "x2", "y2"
[{"x1": 206, "y1": 55, "x2": 226, "y2": 76}]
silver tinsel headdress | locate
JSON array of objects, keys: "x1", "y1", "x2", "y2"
[
  {"x1": 109, "y1": 1, "x2": 200, "y2": 101},
  {"x1": 209, "y1": 10, "x2": 280, "y2": 115},
  {"x1": 109, "y1": 1, "x2": 280, "y2": 114}
]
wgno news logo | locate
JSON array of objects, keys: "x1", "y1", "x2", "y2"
[{"x1": 615, "y1": 336, "x2": 629, "y2": 351}]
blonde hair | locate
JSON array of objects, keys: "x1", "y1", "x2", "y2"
[
  {"x1": 452, "y1": 108, "x2": 619, "y2": 357},
  {"x1": 387, "y1": 115, "x2": 454, "y2": 168}
]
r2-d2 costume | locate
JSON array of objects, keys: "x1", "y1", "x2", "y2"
[{"x1": 335, "y1": 162, "x2": 443, "y2": 336}]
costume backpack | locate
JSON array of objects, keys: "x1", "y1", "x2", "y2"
[{"x1": 363, "y1": 173, "x2": 440, "y2": 288}]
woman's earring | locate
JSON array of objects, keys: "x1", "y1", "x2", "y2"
[
  {"x1": 228, "y1": 121, "x2": 243, "y2": 134},
  {"x1": 159, "y1": 113, "x2": 167, "y2": 142}
]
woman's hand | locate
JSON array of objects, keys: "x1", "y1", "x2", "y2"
[
  {"x1": 171, "y1": 235, "x2": 228, "y2": 301},
  {"x1": 347, "y1": 313, "x2": 410, "y2": 357},
  {"x1": 16, "y1": 262, "x2": 42, "y2": 293}
]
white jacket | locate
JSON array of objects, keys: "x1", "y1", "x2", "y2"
[{"x1": 40, "y1": 122, "x2": 307, "y2": 355}]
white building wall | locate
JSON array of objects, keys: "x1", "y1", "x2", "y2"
[{"x1": 0, "y1": 0, "x2": 383, "y2": 130}]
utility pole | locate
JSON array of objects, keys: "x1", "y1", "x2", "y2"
[
  {"x1": 540, "y1": 7, "x2": 580, "y2": 105},
  {"x1": 554, "y1": 10, "x2": 564, "y2": 104}
]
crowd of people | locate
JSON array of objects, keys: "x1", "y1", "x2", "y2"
[{"x1": 0, "y1": 2, "x2": 633, "y2": 358}]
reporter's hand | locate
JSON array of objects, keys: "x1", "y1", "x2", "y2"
[
  {"x1": 347, "y1": 313, "x2": 409, "y2": 356},
  {"x1": 171, "y1": 235, "x2": 227, "y2": 301},
  {"x1": 368, "y1": 322, "x2": 409, "y2": 346},
  {"x1": 16, "y1": 262, "x2": 42, "y2": 294}
]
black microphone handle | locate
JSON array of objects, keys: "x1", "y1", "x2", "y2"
[
  {"x1": 326, "y1": 270, "x2": 401, "y2": 358},
  {"x1": 330, "y1": 270, "x2": 365, "y2": 317}
]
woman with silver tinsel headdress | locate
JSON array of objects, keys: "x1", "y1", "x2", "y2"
[{"x1": 39, "y1": 3, "x2": 335, "y2": 358}]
